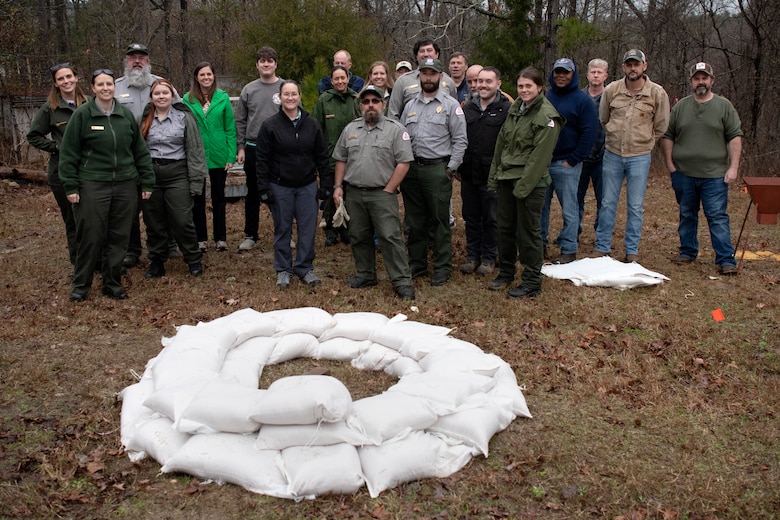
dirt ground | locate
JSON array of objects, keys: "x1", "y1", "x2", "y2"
[{"x1": 0, "y1": 172, "x2": 778, "y2": 519}]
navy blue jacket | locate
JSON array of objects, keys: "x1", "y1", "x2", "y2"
[{"x1": 546, "y1": 67, "x2": 598, "y2": 167}]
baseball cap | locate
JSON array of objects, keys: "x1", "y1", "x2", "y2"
[
  {"x1": 360, "y1": 85, "x2": 385, "y2": 98},
  {"x1": 553, "y1": 58, "x2": 575, "y2": 72},
  {"x1": 418, "y1": 57, "x2": 443, "y2": 73},
  {"x1": 126, "y1": 43, "x2": 149, "y2": 55},
  {"x1": 623, "y1": 49, "x2": 646, "y2": 63},
  {"x1": 689, "y1": 62, "x2": 714, "y2": 78},
  {"x1": 395, "y1": 61, "x2": 412, "y2": 71}
]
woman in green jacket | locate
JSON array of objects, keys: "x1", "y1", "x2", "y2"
[
  {"x1": 487, "y1": 67, "x2": 563, "y2": 299},
  {"x1": 140, "y1": 79, "x2": 208, "y2": 279},
  {"x1": 26, "y1": 63, "x2": 88, "y2": 265},
  {"x1": 312, "y1": 66, "x2": 360, "y2": 246},
  {"x1": 182, "y1": 62, "x2": 236, "y2": 252},
  {"x1": 59, "y1": 69, "x2": 155, "y2": 301}
]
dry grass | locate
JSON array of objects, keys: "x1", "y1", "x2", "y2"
[{"x1": 0, "y1": 170, "x2": 778, "y2": 519}]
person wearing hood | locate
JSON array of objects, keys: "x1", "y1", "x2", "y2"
[
  {"x1": 540, "y1": 58, "x2": 598, "y2": 264},
  {"x1": 313, "y1": 66, "x2": 361, "y2": 246},
  {"x1": 140, "y1": 79, "x2": 207, "y2": 279}
]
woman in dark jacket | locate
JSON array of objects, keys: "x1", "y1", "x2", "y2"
[
  {"x1": 59, "y1": 69, "x2": 155, "y2": 301},
  {"x1": 256, "y1": 80, "x2": 332, "y2": 289},
  {"x1": 140, "y1": 79, "x2": 208, "y2": 279},
  {"x1": 26, "y1": 63, "x2": 89, "y2": 265}
]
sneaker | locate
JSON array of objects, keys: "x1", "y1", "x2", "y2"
[
  {"x1": 198, "y1": 241, "x2": 208, "y2": 253},
  {"x1": 449, "y1": 215, "x2": 456, "y2": 228},
  {"x1": 553, "y1": 253, "x2": 576, "y2": 264},
  {"x1": 672, "y1": 254, "x2": 695, "y2": 264},
  {"x1": 719, "y1": 264, "x2": 738, "y2": 276},
  {"x1": 238, "y1": 237, "x2": 256, "y2": 251},
  {"x1": 489, "y1": 276, "x2": 513, "y2": 291},
  {"x1": 394, "y1": 285, "x2": 415, "y2": 300},
  {"x1": 346, "y1": 276, "x2": 378, "y2": 288},
  {"x1": 507, "y1": 285, "x2": 541, "y2": 299},
  {"x1": 475, "y1": 262, "x2": 494, "y2": 275},
  {"x1": 624, "y1": 254, "x2": 639, "y2": 263},
  {"x1": 459, "y1": 260, "x2": 477, "y2": 274},
  {"x1": 145, "y1": 260, "x2": 165, "y2": 279},
  {"x1": 215, "y1": 240, "x2": 228, "y2": 251},
  {"x1": 302, "y1": 270, "x2": 321, "y2": 286},
  {"x1": 277, "y1": 271, "x2": 291, "y2": 289}
]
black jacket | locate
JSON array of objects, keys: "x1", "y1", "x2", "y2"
[
  {"x1": 459, "y1": 93, "x2": 511, "y2": 184},
  {"x1": 255, "y1": 108, "x2": 332, "y2": 191}
]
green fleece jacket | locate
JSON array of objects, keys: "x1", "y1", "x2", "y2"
[
  {"x1": 488, "y1": 94, "x2": 564, "y2": 199},
  {"x1": 58, "y1": 97, "x2": 154, "y2": 195},
  {"x1": 312, "y1": 88, "x2": 360, "y2": 169},
  {"x1": 26, "y1": 98, "x2": 80, "y2": 177},
  {"x1": 141, "y1": 101, "x2": 209, "y2": 195},
  {"x1": 181, "y1": 89, "x2": 237, "y2": 169}
]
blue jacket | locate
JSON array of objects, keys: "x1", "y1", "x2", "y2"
[{"x1": 546, "y1": 67, "x2": 598, "y2": 167}]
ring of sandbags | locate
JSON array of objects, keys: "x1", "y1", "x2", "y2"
[{"x1": 119, "y1": 307, "x2": 531, "y2": 499}]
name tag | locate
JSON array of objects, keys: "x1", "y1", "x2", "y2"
[
  {"x1": 119, "y1": 94, "x2": 130, "y2": 98},
  {"x1": 325, "y1": 114, "x2": 335, "y2": 119},
  {"x1": 347, "y1": 135, "x2": 359, "y2": 140},
  {"x1": 91, "y1": 125, "x2": 105, "y2": 131}
]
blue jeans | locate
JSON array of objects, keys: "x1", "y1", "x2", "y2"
[
  {"x1": 541, "y1": 160, "x2": 581, "y2": 254},
  {"x1": 595, "y1": 151, "x2": 651, "y2": 256},
  {"x1": 268, "y1": 181, "x2": 318, "y2": 278},
  {"x1": 460, "y1": 178, "x2": 498, "y2": 264},
  {"x1": 578, "y1": 159, "x2": 603, "y2": 235},
  {"x1": 670, "y1": 172, "x2": 735, "y2": 266}
]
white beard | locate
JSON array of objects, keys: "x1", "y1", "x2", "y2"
[{"x1": 125, "y1": 65, "x2": 152, "y2": 88}]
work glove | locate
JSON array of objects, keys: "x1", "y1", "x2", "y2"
[
  {"x1": 332, "y1": 196, "x2": 350, "y2": 228},
  {"x1": 259, "y1": 189, "x2": 275, "y2": 205}
]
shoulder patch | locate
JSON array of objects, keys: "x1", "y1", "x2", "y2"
[
  {"x1": 547, "y1": 119, "x2": 556, "y2": 128},
  {"x1": 402, "y1": 131, "x2": 410, "y2": 141},
  {"x1": 455, "y1": 106, "x2": 464, "y2": 116}
]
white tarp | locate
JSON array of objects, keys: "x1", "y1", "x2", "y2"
[
  {"x1": 542, "y1": 256, "x2": 670, "y2": 290},
  {"x1": 119, "y1": 308, "x2": 531, "y2": 500}
]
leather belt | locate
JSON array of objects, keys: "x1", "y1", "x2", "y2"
[
  {"x1": 151, "y1": 158, "x2": 184, "y2": 165},
  {"x1": 347, "y1": 184, "x2": 384, "y2": 191},
  {"x1": 414, "y1": 156, "x2": 449, "y2": 166}
]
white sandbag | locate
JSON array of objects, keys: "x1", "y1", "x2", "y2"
[
  {"x1": 220, "y1": 336, "x2": 277, "y2": 387},
  {"x1": 541, "y1": 256, "x2": 669, "y2": 290},
  {"x1": 118, "y1": 379, "x2": 157, "y2": 452},
  {"x1": 399, "y1": 335, "x2": 483, "y2": 361},
  {"x1": 418, "y1": 348, "x2": 505, "y2": 377},
  {"x1": 172, "y1": 378, "x2": 267, "y2": 434},
  {"x1": 383, "y1": 357, "x2": 423, "y2": 378},
  {"x1": 359, "y1": 431, "x2": 475, "y2": 498},
  {"x1": 351, "y1": 342, "x2": 401, "y2": 371},
  {"x1": 318, "y1": 312, "x2": 393, "y2": 341},
  {"x1": 266, "y1": 333, "x2": 320, "y2": 365},
  {"x1": 249, "y1": 375, "x2": 352, "y2": 425},
  {"x1": 150, "y1": 325, "x2": 235, "y2": 390},
  {"x1": 490, "y1": 364, "x2": 532, "y2": 418},
  {"x1": 387, "y1": 371, "x2": 496, "y2": 414},
  {"x1": 265, "y1": 307, "x2": 336, "y2": 337},
  {"x1": 144, "y1": 375, "x2": 216, "y2": 421},
  {"x1": 352, "y1": 393, "x2": 438, "y2": 444},
  {"x1": 427, "y1": 399, "x2": 516, "y2": 456},
  {"x1": 126, "y1": 416, "x2": 191, "y2": 466},
  {"x1": 369, "y1": 320, "x2": 452, "y2": 351},
  {"x1": 282, "y1": 444, "x2": 364, "y2": 497},
  {"x1": 161, "y1": 433, "x2": 290, "y2": 498},
  {"x1": 255, "y1": 416, "x2": 370, "y2": 450},
  {"x1": 208, "y1": 307, "x2": 278, "y2": 344},
  {"x1": 317, "y1": 338, "x2": 369, "y2": 361}
]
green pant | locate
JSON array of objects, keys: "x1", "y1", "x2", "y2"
[
  {"x1": 345, "y1": 186, "x2": 411, "y2": 287},
  {"x1": 142, "y1": 161, "x2": 202, "y2": 266},
  {"x1": 71, "y1": 178, "x2": 138, "y2": 295},
  {"x1": 400, "y1": 162, "x2": 452, "y2": 274},
  {"x1": 48, "y1": 160, "x2": 77, "y2": 265},
  {"x1": 496, "y1": 182, "x2": 546, "y2": 290}
]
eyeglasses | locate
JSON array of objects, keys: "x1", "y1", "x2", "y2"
[
  {"x1": 360, "y1": 98, "x2": 383, "y2": 105},
  {"x1": 50, "y1": 62, "x2": 71, "y2": 74},
  {"x1": 92, "y1": 69, "x2": 114, "y2": 78}
]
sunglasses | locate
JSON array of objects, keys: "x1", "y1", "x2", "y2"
[
  {"x1": 50, "y1": 62, "x2": 71, "y2": 74},
  {"x1": 360, "y1": 98, "x2": 383, "y2": 105},
  {"x1": 92, "y1": 69, "x2": 114, "y2": 79}
]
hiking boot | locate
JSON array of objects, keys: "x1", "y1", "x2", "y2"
[
  {"x1": 122, "y1": 254, "x2": 139, "y2": 268},
  {"x1": 624, "y1": 254, "x2": 639, "y2": 263},
  {"x1": 394, "y1": 285, "x2": 415, "y2": 300},
  {"x1": 554, "y1": 253, "x2": 576, "y2": 264},
  {"x1": 719, "y1": 264, "x2": 738, "y2": 276},
  {"x1": 189, "y1": 263, "x2": 203, "y2": 276},
  {"x1": 277, "y1": 271, "x2": 291, "y2": 289},
  {"x1": 302, "y1": 270, "x2": 321, "y2": 286},
  {"x1": 475, "y1": 262, "x2": 495, "y2": 275},
  {"x1": 672, "y1": 254, "x2": 695, "y2": 264},
  {"x1": 459, "y1": 260, "x2": 477, "y2": 274},
  {"x1": 489, "y1": 276, "x2": 513, "y2": 290},
  {"x1": 238, "y1": 237, "x2": 256, "y2": 251},
  {"x1": 324, "y1": 233, "x2": 339, "y2": 246},
  {"x1": 430, "y1": 271, "x2": 450, "y2": 286},
  {"x1": 145, "y1": 260, "x2": 165, "y2": 279},
  {"x1": 346, "y1": 276, "x2": 378, "y2": 288},
  {"x1": 507, "y1": 285, "x2": 541, "y2": 299}
]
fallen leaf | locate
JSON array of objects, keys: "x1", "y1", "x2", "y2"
[
  {"x1": 87, "y1": 461, "x2": 104, "y2": 474},
  {"x1": 473, "y1": 320, "x2": 486, "y2": 327}
]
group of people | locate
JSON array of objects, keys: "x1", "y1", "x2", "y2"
[{"x1": 27, "y1": 38, "x2": 743, "y2": 302}]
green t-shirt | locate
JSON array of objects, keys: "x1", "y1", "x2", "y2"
[{"x1": 663, "y1": 94, "x2": 743, "y2": 178}]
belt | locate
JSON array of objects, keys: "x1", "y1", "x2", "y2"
[
  {"x1": 414, "y1": 156, "x2": 449, "y2": 166},
  {"x1": 347, "y1": 184, "x2": 384, "y2": 191},
  {"x1": 152, "y1": 158, "x2": 185, "y2": 165}
]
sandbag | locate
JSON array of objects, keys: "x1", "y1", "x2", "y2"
[
  {"x1": 265, "y1": 307, "x2": 337, "y2": 337},
  {"x1": 318, "y1": 312, "x2": 394, "y2": 342},
  {"x1": 249, "y1": 375, "x2": 352, "y2": 425},
  {"x1": 255, "y1": 416, "x2": 370, "y2": 450},
  {"x1": 427, "y1": 399, "x2": 516, "y2": 456},
  {"x1": 352, "y1": 393, "x2": 438, "y2": 444},
  {"x1": 126, "y1": 416, "x2": 191, "y2": 465},
  {"x1": 282, "y1": 444, "x2": 364, "y2": 497},
  {"x1": 369, "y1": 320, "x2": 452, "y2": 351}
]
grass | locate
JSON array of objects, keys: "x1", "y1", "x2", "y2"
[{"x1": 0, "y1": 170, "x2": 778, "y2": 519}]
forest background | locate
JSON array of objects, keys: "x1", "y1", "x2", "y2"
[{"x1": 0, "y1": 0, "x2": 778, "y2": 172}]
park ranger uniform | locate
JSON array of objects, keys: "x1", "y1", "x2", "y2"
[{"x1": 332, "y1": 99, "x2": 415, "y2": 290}]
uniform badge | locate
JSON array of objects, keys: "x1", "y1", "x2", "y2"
[
  {"x1": 547, "y1": 120, "x2": 555, "y2": 127},
  {"x1": 455, "y1": 106, "x2": 464, "y2": 116},
  {"x1": 436, "y1": 105, "x2": 442, "y2": 113},
  {"x1": 119, "y1": 94, "x2": 130, "y2": 98},
  {"x1": 402, "y1": 131, "x2": 410, "y2": 141},
  {"x1": 91, "y1": 126, "x2": 105, "y2": 131}
]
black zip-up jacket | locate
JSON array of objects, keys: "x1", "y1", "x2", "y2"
[
  {"x1": 255, "y1": 108, "x2": 332, "y2": 191},
  {"x1": 458, "y1": 93, "x2": 511, "y2": 184}
]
